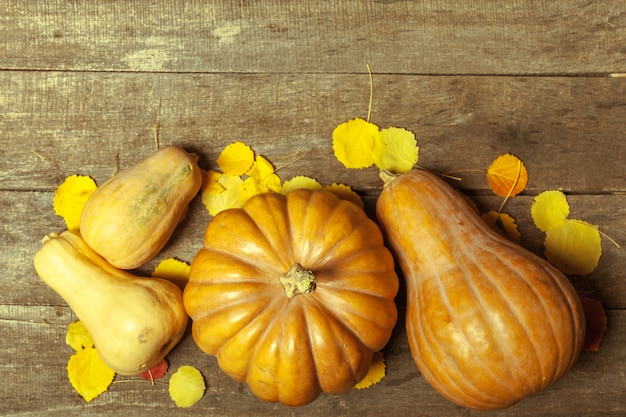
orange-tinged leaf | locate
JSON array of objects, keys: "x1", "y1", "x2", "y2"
[
  {"x1": 486, "y1": 154, "x2": 528, "y2": 197},
  {"x1": 53, "y1": 174, "x2": 98, "y2": 230},
  {"x1": 481, "y1": 211, "x2": 521, "y2": 244},
  {"x1": 332, "y1": 118, "x2": 379, "y2": 169},
  {"x1": 580, "y1": 296, "x2": 607, "y2": 352},
  {"x1": 169, "y1": 366, "x2": 206, "y2": 408},
  {"x1": 216, "y1": 141, "x2": 255, "y2": 176},
  {"x1": 372, "y1": 127, "x2": 418, "y2": 174},
  {"x1": 66, "y1": 321, "x2": 93, "y2": 351},
  {"x1": 531, "y1": 190, "x2": 570, "y2": 232},
  {"x1": 281, "y1": 176, "x2": 323, "y2": 194},
  {"x1": 544, "y1": 219, "x2": 602, "y2": 276},
  {"x1": 324, "y1": 183, "x2": 364, "y2": 209},
  {"x1": 67, "y1": 347, "x2": 115, "y2": 402},
  {"x1": 354, "y1": 351, "x2": 386, "y2": 389}
]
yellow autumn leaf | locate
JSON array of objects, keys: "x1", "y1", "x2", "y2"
[
  {"x1": 486, "y1": 154, "x2": 528, "y2": 197},
  {"x1": 169, "y1": 366, "x2": 206, "y2": 408},
  {"x1": 531, "y1": 190, "x2": 570, "y2": 232},
  {"x1": 201, "y1": 173, "x2": 252, "y2": 216},
  {"x1": 354, "y1": 351, "x2": 386, "y2": 389},
  {"x1": 216, "y1": 141, "x2": 255, "y2": 176},
  {"x1": 66, "y1": 321, "x2": 93, "y2": 351},
  {"x1": 481, "y1": 211, "x2": 521, "y2": 244},
  {"x1": 373, "y1": 127, "x2": 418, "y2": 174},
  {"x1": 324, "y1": 183, "x2": 364, "y2": 209},
  {"x1": 201, "y1": 169, "x2": 225, "y2": 194},
  {"x1": 67, "y1": 346, "x2": 116, "y2": 402},
  {"x1": 281, "y1": 175, "x2": 323, "y2": 194},
  {"x1": 53, "y1": 174, "x2": 98, "y2": 230},
  {"x1": 332, "y1": 118, "x2": 379, "y2": 169},
  {"x1": 544, "y1": 219, "x2": 602, "y2": 276},
  {"x1": 243, "y1": 155, "x2": 282, "y2": 195},
  {"x1": 152, "y1": 258, "x2": 191, "y2": 290}
]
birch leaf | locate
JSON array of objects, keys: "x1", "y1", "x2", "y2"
[
  {"x1": 373, "y1": 127, "x2": 418, "y2": 174},
  {"x1": 67, "y1": 347, "x2": 115, "y2": 402},
  {"x1": 66, "y1": 320, "x2": 93, "y2": 351},
  {"x1": 481, "y1": 211, "x2": 521, "y2": 244},
  {"x1": 531, "y1": 190, "x2": 570, "y2": 232},
  {"x1": 324, "y1": 183, "x2": 364, "y2": 208},
  {"x1": 486, "y1": 154, "x2": 528, "y2": 197},
  {"x1": 169, "y1": 366, "x2": 206, "y2": 408},
  {"x1": 332, "y1": 118, "x2": 379, "y2": 168},
  {"x1": 281, "y1": 176, "x2": 323, "y2": 194},
  {"x1": 217, "y1": 141, "x2": 255, "y2": 176},
  {"x1": 544, "y1": 219, "x2": 602, "y2": 276},
  {"x1": 354, "y1": 351, "x2": 386, "y2": 389},
  {"x1": 53, "y1": 174, "x2": 98, "y2": 229}
]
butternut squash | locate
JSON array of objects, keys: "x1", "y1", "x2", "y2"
[
  {"x1": 34, "y1": 230, "x2": 188, "y2": 375},
  {"x1": 376, "y1": 169, "x2": 585, "y2": 410},
  {"x1": 80, "y1": 146, "x2": 202, "y2": 269}
]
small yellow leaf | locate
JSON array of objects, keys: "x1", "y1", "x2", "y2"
[
  {"x1": 66, "y1": 321, "x2": 93, "y2": 351},
  {"x1": 531, "y1": 190, "x2": 570, "y2": 232},
  {"x1": 216, "y1": 141, "x2": 255, "y2": 176},
  {"x1": 201, "y1": 169, "x2": 225, "y2": 195},
  {"x1": 373, "y1": 127, "x2": 418, "y2": 174},
  {"x1": 202, "y1": 173, "x2": 252, "y2": 216},
  {"x1": 244, "y1": 155, "x2": 282, "y2": 195},
  {"x1": 53, "y1": 174, "x2": 98, "y2": 230},
  {"x1": 67, "y1": 347, "x2": 116, "y2": 402},
  {"x1": 169, "y1": 366, "x2": 206, "y2": 408},
  {"x1": 281, "y1": 176, "x2": 323, "y2": 194},
  {"x1": 354, "y1": 351, "x2": 386, "y2": 389},
  {"x1": 324, "y1": 183, "x2": 364, "y2": 209},
  {"x1": 481, "y1": 211, "x2": 521, "y2": 244},
  {"x1": 152, "y1": 258, "x2": 191, "y2": 290},
  {"x1": 544, "y1": 219, "x2": 602, "y2": 276},
  {"x1": 486, "y1": 154, "x2": 528, "y2": 197},
  {"x1": 332, "y1": 118, "x2": 379, "y2": 169}
]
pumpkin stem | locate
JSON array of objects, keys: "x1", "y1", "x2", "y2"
[
  {"x1": 279, "y1": 263, "x2": 317, "y2": 298},
  {"x1": 379, "y1": 170, "x2": 399, "y2": 187}
]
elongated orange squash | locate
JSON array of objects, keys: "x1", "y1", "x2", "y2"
[
  {"x1": 376, "y1": 169, "x2": 585, "y2": 410},
  {"x1": 34, "y1": 230, "x2": 188, "y2": 375},
  {"x1": 80, "y1": 146, "x2": 202, "y2": 269}
]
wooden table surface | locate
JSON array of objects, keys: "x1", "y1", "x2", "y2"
[{"x1": 1, "y1": 1, "x2": 625, "y2": 416}]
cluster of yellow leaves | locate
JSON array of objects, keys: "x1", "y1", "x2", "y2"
[
  {"x1": 202, "y1": 141, "x2": 363, "y2": 216},
  {"x1": 332, "y1": 118, "x2": 418, "y2": 174},
  {"x1": 66, "y1": 321, "x2": 115, "y2": 402},
  {"x1": 531, "y1": 190, "x2": 603, "y2": 276},
  {"x1": 61, "y1": 251, "x2": 204, "y2": 406}
]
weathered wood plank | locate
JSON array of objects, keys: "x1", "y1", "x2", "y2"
[
  {"x1": 2, "y1": 72, "x2": 625, "y2": 193},
  {"x1": 1, "y1": 304, "x2": 624, "y2": 417},
  {"x1": 1, "y1": 1, "x2": 625, "y2": 75}
]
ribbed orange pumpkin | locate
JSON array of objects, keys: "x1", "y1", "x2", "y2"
[
  {"x1": 184, "y1": 189, "x2": 399, "y2": 406},
  {"x1": 376, "y1": 169, "x2": 585, "y2": 410}
]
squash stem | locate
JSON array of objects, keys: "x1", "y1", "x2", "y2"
[{"x1": 279, "y1": 264, "x2": 316, "y2": 298}]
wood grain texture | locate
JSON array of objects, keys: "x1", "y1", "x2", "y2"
[
  {"x1": 1, "y1": 0, "x2": 625, "y2": 75},
  {"x1": 1, "y1": 0, "x2": 625, "y2": 415},
  {"x1": 2, "y1": 72, "x2": 625, "y2": 193}
]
